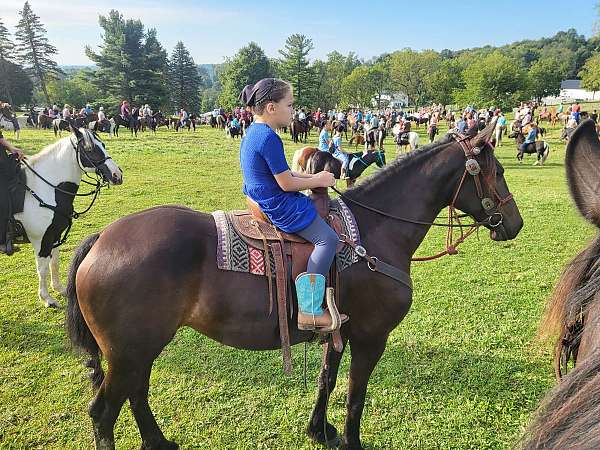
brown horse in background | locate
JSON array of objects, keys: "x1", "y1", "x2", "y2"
[
  {"x1": 290, "y1": 118, "x2": 313, "y2": 143},
  {"x1": 519, "y1": 120, "x2": 600, "y2": 449},
  {"x1": 66, "y1": 120, "x2": 523, "y2": 450}
]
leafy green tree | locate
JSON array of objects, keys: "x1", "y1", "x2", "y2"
[
  {"x1": 168, "y1": 41, "x2": 201, "y2": 112},
  {"x1": 278, "y1": 34, "x2": 315, "y2": 108},
  {"x1": 312, "y1": 51, "x2": 362, "y2": 110},
  {"x1": 46, "y1": 69, "x2": 101, "y2": 109},
  {"x1": 340, "y1": 65, "x2": 376, "y2": 109},
  {"x1": 453, "y1": 51, "x2": 528, "y2": 110},
  {"x1": 579, "y1": 53, "x2": 600, "y2": 94},
  {"x1": 424, "y1": 59, "x2": 464, "y2": 105},
  {"x1": 218, "y1": 42, "x2": 271, "y2": 110},
  {"x1": 528, "y1": 57, "x2": 568, "y2": 101},
  {"x1": 389, "y1": 50, "x2": 442, "y2": 106},
  {"x1": 0, "y1": 60, "x2": 33, "y2": 106},
  {"x1": 14, "y1": 1, "x2": 62, "y2": 104},
  {"x1": 370, "y1": 62, "x2": 392, "y2": 108}
]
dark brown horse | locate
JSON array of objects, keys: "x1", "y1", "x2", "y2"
[
  {"x1": 290, "y1": 118, "x2": 313, "y2": 143},
  {"x1": 66, "y1": 119, "x2": 523, "y2": 450},
  {"x1": 519, "y1": 120, "x2": 600, "y2": 449}
]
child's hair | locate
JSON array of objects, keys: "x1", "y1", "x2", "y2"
[{"x1": 239, "y1": 78, "x2": 291, "y2": 115}]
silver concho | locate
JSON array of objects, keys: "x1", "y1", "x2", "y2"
[
  {"x1": 472, "y1": 146, "x2": 482, "y2": 155},
  {"x1": 481, "y1": 197, "x2": 495, "y2": 210},
  {"x1": 465, "y1": 158, "x2": 480, "y2": 176}
]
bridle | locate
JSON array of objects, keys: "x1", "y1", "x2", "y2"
[
  {"x1": 333, "y1": 132, "x2": 515, "y2": 261},
  {"x1": 16, "y1": 132, "x2": 114, "y2": 248}
]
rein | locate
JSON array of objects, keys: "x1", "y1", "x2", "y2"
[{"x1": 332, "y1": 132, "x2": 514, "y2": 262}]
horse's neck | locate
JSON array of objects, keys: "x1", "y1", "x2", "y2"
[
  {"x1": 29, "y1": 138, "x2": 82, "y2": 187},
  {"x1": 347, "y1": 144, "x2": 464, "y2": 263}
]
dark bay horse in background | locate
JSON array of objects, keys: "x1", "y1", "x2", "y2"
[
  {"x1": 66, "y1": 119, "x2": 523, "y2": 450},
  {"x1": 290, "y1": 118, "x2": 313, "y2": 143},
  {"x1": 292, "y1": 146, "x2": 386, "y2": 188},
  {"x1": 519, "y1": 120, "x2": 600, "y2": 449},
  {"x1": 112, "y1": 109, "x2": 139, "y2": 137}
]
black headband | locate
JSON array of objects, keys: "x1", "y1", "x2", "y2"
[{"x1": 239, "y1": 78, "x2": 276, "y2": 107}]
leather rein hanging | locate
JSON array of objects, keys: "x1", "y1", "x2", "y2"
[{"x1": 333, "y1": 132, "x2": 514, "y2": 263}]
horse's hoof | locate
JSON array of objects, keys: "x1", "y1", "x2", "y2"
[
  {"x1": 140, "y1": 439, "x2": 179, "y2": 450},
  {"x1": 307, "y1": 423, "x2": 340, "y2": 448},
  {"x1": 44, "y1": 299, "x2": 60, "y2": 308}
]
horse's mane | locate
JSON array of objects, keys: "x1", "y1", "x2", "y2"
[
  {"x1": 27, "y1": 138, "x2": 66, "y2": 164},
  {"x1": 345, "y1": 134, "x2": 456, "y2": 198},
  {"x1": 518, "y1": 346, "x2": 600, "y2": 449},
  {"x1": 540, "y1": 235, "x2": 600, "y2": 343}
]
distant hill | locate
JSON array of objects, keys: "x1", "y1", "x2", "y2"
[{"x1": 198, "y1": 64, "x2": 217, "y2": 81}]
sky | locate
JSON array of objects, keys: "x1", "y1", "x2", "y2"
[{"x1": 1, "y1": 0, "x2": 597, "y2": 66}]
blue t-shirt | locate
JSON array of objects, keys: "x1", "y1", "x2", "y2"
[
  {"x1": 319, "y1": 129, "x2": 330, "y2": 152},
  {"x1": 240, "y1": 123, "x2": 316, "y2": 233},
  {"x1": 524, "y1": 129, "x2": 537, "y2": 144}
]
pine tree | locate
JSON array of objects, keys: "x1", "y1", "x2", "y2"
[
  {"x1": 168, "y1": 41, "x2": 201, "y2": 112},
  {"x1": 136, "y1": 28, "x2": 169, "y2": 108},
  {"x1": 14, "y1": 1, "x2": 62, "y2": 104},
  {"x1": 278, "y1": 34, "x2": 315, "y2": 108}
]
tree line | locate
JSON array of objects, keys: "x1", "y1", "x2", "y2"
[{"x1": 1, "y1": 4, "x2": 600, "y2": 115}]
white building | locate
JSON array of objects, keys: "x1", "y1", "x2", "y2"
[
  {"x1": 371, "y1": 92, "x2": 409, "y2": 109},
  {"x1": 542, "y1": 79, "x2": 598, "y2": 104}
]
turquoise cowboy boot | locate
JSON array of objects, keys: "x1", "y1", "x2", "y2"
[{"x1": 295, "y1": 272, "x2": 348, "y2": 332}]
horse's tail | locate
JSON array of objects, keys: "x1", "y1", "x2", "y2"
[
  {"x1": 66, "y1": 232, "x2": 104, "y2": 390},
  {"x1": 518, "y1": 347, "x2": 600, "y2": 449}
]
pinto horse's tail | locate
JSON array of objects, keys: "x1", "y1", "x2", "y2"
[{"x1": 66, "y1": 232, "x2": 104, "y2": 390}]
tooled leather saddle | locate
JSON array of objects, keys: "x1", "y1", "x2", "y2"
[{"x1": 229, "y1": 187, "x2": 346, "y2": 373}]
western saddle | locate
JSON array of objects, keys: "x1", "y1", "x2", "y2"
[{"x1": 229, "y1": 187, "x2": 345, "y2": 373}]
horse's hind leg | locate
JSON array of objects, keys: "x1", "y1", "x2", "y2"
[
  {"x1": 89, "y1": 361, "x2": 134, "y2": 450},
  {"x1": 307, "y1": 340, "x2": 347, "y2": 447},
  {"x1": 129, "y1": 363, "x2": 179, "y2": 450},
  {"x1": 50, "y1": 247, "x2": 66, "y2": 296}
]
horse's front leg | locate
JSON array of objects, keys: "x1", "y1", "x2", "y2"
[
  {"x1": 33, "y1": 242, "x2": 59, "y2": 308},
  {"x1": 307, "y1": 339, "x2": 348, "y2": 447},
  {"x1": 341, "y1": 337, "x2": 387, "y2": 450},
  {"x1": 50, "y1": 247, "x2": 66, "y2": 296}
]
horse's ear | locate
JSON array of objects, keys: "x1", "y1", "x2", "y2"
[
  {"x1": 565, "y1": 119, "x2": 600, "y2": 228},
  {"x1": 471, "y1": 116, "x2": 497, "y2": 148},
  {"x1": 70, "y1": 124, "x2": 83, "y2": 140}
]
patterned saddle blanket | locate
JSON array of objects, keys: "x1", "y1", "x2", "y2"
[{"x1": 212, "y1": 198, "x2": 361, "y2": 278}]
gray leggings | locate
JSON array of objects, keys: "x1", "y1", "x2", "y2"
[{"x1": 295, "y1": 215, "x2": 338, "y2": 277}]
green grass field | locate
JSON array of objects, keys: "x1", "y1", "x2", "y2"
[{"x1": 0, "y1": 122, "x2": 595, "y2": 449}]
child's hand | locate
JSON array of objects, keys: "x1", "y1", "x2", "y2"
[{"x1": 316, "y1": 171, "x2": 336, "y2": 187}]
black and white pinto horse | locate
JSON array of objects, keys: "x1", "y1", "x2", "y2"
[
  {"x1": 364, "y1": 125, "x2": 386, "y2": 151},
  {"x1": 12, "y1": 128, "x2": 122, "y2": 307},
  {"x1": 391, "y1": 124, "x2": 420, "y2": 152},
  {"x1": 508, "y1": 129, "x2": 550, "y2": 165},
  {"x1": 89, "y1": 118, "x2": 116, "y2": 137},
  {"x1": 53, "y1": 118, "x2": 71, "y2": 137},
  {"x1": 225, "y1": 123, "x2": 242, "y2": 139}
]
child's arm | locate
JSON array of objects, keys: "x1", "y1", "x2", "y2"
[{"x1": 274, "y1": 170, "x2": 335, "y2": 192}]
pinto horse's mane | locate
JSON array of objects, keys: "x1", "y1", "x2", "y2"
[{"x1": 28, "y1": 129, "x2": 97, "y2": 164}]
